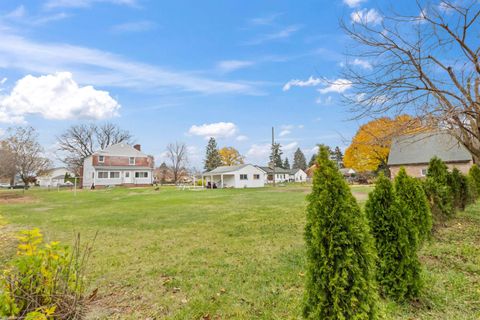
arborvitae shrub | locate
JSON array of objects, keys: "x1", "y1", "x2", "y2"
[
  {"x1": 365, "y1": 174, "x2": 422, "y2": 301},
  {"x1": 424, "y1": 157, "x2": 454, "y2": 221},
  {"x1": 466, "y1": 175, "x2": 478, "y2": 205},
  {"x1": 303, "y1": 146, "x2": 378, "y2": 319},
  {"x1": 448, "y1": 168, "x2": 469, "y2": 211},
  {"x1": 468, "y1": 164, "x2": 480, "y2": 199},
  {"x1": 394, "y1": 168, "x2": 432, "y2": 244}
]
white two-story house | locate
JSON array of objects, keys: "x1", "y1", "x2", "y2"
[{"x1": 82, "y1": 143, "x2": 154, "y2": 188}]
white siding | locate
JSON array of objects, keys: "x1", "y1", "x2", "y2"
[
  {"x1": 204, "y1": 165, "x2": 266, "y2": 188},
  {"x1": 82, "y1": 156, "x2": 95, "y2": 188},
  {"x1": 293, "y1": 170, "x2": 307, "y2": 182}
]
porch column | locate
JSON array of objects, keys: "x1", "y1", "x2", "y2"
[
  {"x1": 221, "y1": 174, "x2": 224, "y2": 188},
  {"x1": 211, "y1": 175, "x2": 213, "y2": 189}
]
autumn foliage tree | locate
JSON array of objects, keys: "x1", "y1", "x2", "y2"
[
  {"x1": 344, "y1": 115, "x2": 424, "y2": 172},
  {"x1": 304, "y1": 146, "x2": 378, "y2": 319},
  {"x1": 219, "y1": 147, "x2": 244, "y2": 166}
]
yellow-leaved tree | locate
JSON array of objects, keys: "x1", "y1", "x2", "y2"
[
  {"x1": 219, "y1": 147, "x2": 245, "y2": 166},
  {"x1": 344, "y1": 115, "x2": 425, "y2": 172}
]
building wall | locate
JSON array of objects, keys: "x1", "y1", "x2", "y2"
[
  {"x1": 93, "y1": 154, "x2": 154, "y2": 168},
  {"x1": 390, "y1": 160, "x2": 473, "y2": 178},
  {"x1": 233, "y1": 165, "x2": 266, "y2": 188},
  {"x1": 37, "y1": 168, "x2": 71, "y2": 187},
  {"x1": 82, "y1": 156, "x2": 95, "y2": 188},
  {"x1": 293, "y1": 170, "x2": 308, "y2": 182}
]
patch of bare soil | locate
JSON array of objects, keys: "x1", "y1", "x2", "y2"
[{"x1": 0, "y1": 192, "x2": 36, "y2": 204}]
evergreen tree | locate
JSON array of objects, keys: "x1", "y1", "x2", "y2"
[
  {"x1": 394, "y1": 168, "x2": 432, "y2": 244},
  {"x1": 466, "y1": 175, "x2": 478, "y2": 205},
  {"x1": 366, "y1": 174, "x2": 422, "y2": 301},
  {"x1": 332, "y1": 146, "x2": 344, "y2": 168},
  {"x1": 293, "y1": 148, "x2": 307, "y2": 170},
  {"x1": 447, "y1": 168, "x2": 469, "y2": 211},
  {"x1": 308, "y1": 154, "x2": 316, "y2": 167},
  {"x1": 424, "y1": 157, "x2": 454, "y2": 220},
  {"x1": 269, "y1": 143, "x2": 283, "y2": 168},
  {"x1": 204, "y1": 137, "x2": 222, "y2": 171},
  {"x1": 304, "y1": 146, "x2": 378, "y2": 319},
  {"x1": 283, "y1": 157, "x2": 290, "y2": 170},
  {"x1": 468, "y1": 164, "x2": 480, "y2": 198}
]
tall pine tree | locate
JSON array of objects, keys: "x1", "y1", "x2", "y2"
[
  {"x1": 269, "y1": 143, "x2": 283, "y2": 168},
  {"x1": 304, "y1": 146, "x2": 378, "y2": 319},
  {"x1": 308, "y1": 154, "x2": 316, "y2": 167},
  {"x1": 293, "y1": 148, "x2": 307, "y2": 170},
  {"x1": 366, "y1": 174, "x2": 422, "y2": 301},
  {"x1": 283, "y1": 157, "x2": 290, "y2": 170},
  {"x1": 204, "y1": 137, "x2": 222, "y2": 171}
]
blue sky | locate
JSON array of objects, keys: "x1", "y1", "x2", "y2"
[{"x1": 0, "y1": 0, "x2": 422, "y2": 168}]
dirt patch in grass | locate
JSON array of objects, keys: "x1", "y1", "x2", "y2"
[{"x1": 0, "y1": 193, "x2": 36, "y2": 204}]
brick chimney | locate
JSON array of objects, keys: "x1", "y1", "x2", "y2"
[{"x1": 134, "y1": 144, "x2": 141, "y2": 151}]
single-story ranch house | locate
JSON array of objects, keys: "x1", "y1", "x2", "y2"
[
  {"x1": 388, "y1": 132, "x2": 473, "y2": 178},
  {"x1": 82, "y1": 143, "x2": 154, "y2": 188},
  {"x1": 258, "y1": 166, "x2": 307, "y2": 183},
  {"x1": 289, "y1": 168, "x2": 308, "y2": 182},
  {"x1": 203, "y1": 164, "x2": 267, "y2": 188},
  {"x1": 37, "y1": 167, "x2": 73, "y2": 187}
]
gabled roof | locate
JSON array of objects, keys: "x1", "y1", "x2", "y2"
[
  {"x1": 204, "y1": 164, "x2": 250, "y2": 174},
  {"x1": 95, "y1": 143, "x2": 148, "y2": 157},
  {"x1": 388, "y1": 132, "x2": 471, "y2": 166},
  {"x1": 289, "y1": 168, "x2": 306, "y2": 175},
  {"x1": 257, "y1": 166, "x2": 291, "y2": 174}
]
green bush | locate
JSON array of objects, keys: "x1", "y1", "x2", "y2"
[
  {"x1": 424, "y1": 157, "x2": 454, "y2": 221},
  {"x1": 447, "y1": 168, "x2": 470, "y2": 211},
  {"x1": 466, "y1": 175, "x2": 478, "y2": 205},
  {"x1": 303, "y1": 146, "x2": 378, "y2": 319},
  {"x1": 394, "y1": 168, "x2": 432, "y2": 244},
  {"x1": 0, "y1": 229, "x2": 92, "y2": 319},
  {"x1": 468, "y1": 164, "x2": 480, "y2": 199},
  {"x1": 365, "y1": 174, "x2": 422, "y2": 301}
]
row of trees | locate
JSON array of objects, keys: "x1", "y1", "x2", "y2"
[{"x1": 304, "y1": 146, "x2": 480, "y2": 318}]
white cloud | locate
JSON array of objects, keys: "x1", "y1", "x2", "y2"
[
  {"x1": 0, "y1": 128, "x2": 4, "y2": 136},
  {"x1": 244, "y1": 25, "x2": 301, "y2": 45},
  {"x1": 0, "y1": 72, "x2": 120, "y2": 123},
  {"x1": 283, "y1": 76, "x2": 322, "y2": 91},
  {"x1": 236, "y1": 135, "x2": 248, "y2": 142},
  {"x1": 44, "y1": 0, "x2": 138, "y2": 9},
  {"x1": 188, "y1": 122, "x2": 238, "y2": 139},
  {"x1": 351, "y1": 8, "x2": 383, "y2": 25},
  {"x1": 0, "y1": 32, "x2": 256, "y2": 95},
  {"x1": 351, "y1": 58, "x2": 372, "y2": 69},
  {"x1": 316, "y1": 95, "x2": 333, "y2": 105},
  {"x1": 111, "y1": 20, "x2": 156, "y2": 33},
  {"x1": 249, "y1": 13, "x2": 282, "y2": 26},
  {"x1": 283, "y1": 141, "x2": 298, "y2": 152},
  {"x1": 343, "y1": 0, "x2": 366, "y2": 8},
  {"x1": 5, "y1": 5, "x2": 27, "y2": 19},
  {"x1": 279, "y1": 130, "x2": 291, "y2": 137},
  {"x1": 317, "y1": 79, "x2": 352, "y2": 94},
  {"x1": 217, "y1": 60, "x2": 254, "y2": 73},
  {"x1": 246, "y1": 143, "x2": 270, "y2": 158}
]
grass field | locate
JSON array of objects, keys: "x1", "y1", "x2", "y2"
[{"x1": 0, "y1": 185, "x2": 479, "y2": 319}]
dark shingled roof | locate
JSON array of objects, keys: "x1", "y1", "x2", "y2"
[{"x1": 388, "y1": 132, "x2": 471, "y2": 166}]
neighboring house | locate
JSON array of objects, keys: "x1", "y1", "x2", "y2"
[
  {"x1": 340, "y1": 168, "x2": 356, "y2": 177},
  {"x1": 82, "y1": 143, "x2": 154, "y2": 188},
  {"x1": 202, "y1": 164, "x2": 267, "y2": 188},
  {"x1": 289, "y1": 168, "x2": 308, "y2": 182},
  {"x1": 257, "y1": 166, "x2": 292, "y2": 183},
  {"x1": 37, "y1": 168, "x2": 73, "y2": 187},
  {"x1": 388, "y1": 132, "x2": 473, "y2": 178}
]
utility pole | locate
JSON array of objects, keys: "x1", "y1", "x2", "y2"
[{"x1": 272, "y1": 126, "x2": 275, "y2": 187}]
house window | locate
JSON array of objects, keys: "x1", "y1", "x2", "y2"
[
  {"x1": 240, "y1": 174, "x2": 248, "y2": 180},
  {"x1": 125, "y1": 172, "x2": 130, "y2": 178},
  {"x1": 135, "y1": 172, "x2": 148, "y2": 178},
  {"x1": 253, "y1": 174, "x2": 260, "y2": 180},
  {"x1": 110, "y1": 172, "x2": 120, "y2": 179},
  {"x1": 98, "y1": 155, "x2": 105, "y2": 163},
  {"x1": 129, "y1": 157, "x2": 135, "y2": 165},
  {"x1": 98, "y1": 171, "x2": 108, "y2": 179},
  {"x1": 421, "y1": 168, "x2": 427, "y2": 176}
]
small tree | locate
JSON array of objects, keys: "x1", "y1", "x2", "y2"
[
  {"x1": 204, "y1": 137, "x2": 222, "y2": 171},
  {"x1": 283, "y1": 157, "x2": 290, "y2": 170},
  {"x1": 424, "y1": 157, "x2": 454, "y2": 221},
  {"x1": 293, "y1": 148, "x2": 307, "y2": 170},
  {"x1": 365, "y1": 174, "x2": 422, "y2": 301},
  {"x1": 166, "y1": 142, "x2": 188, "y2": 184},
  {"x1": 468, "y1": 164, "x2": 480, "y2": 197},
  {"x1": 448, "y1": 168, "x2": 470, "y2": 211},
  {"x1": 303, "y1": 146, "x2": 378, "y2": 319},
  {"x1": 394, "y1": 168, "x2": 432, "y2": 244},
  {"x1": 466, "y1": 175, "x2": 478, "y2": 205}
]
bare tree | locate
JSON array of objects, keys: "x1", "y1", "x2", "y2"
[
  {"x1": 165, "y1": 142, "x2": 189, "y2": 184},
  {"x1": 57, "y1": 123, "x2": 134, "y2": 174},
  {"x1": 0, "y1": 140, "x2": 16, "y2": 184},
  {"x1": 6, "y1": 127, "x2": 51, "y2": 185},
  {"x1": 342, "y1": 1, "x2": 480, "y2": 161}
]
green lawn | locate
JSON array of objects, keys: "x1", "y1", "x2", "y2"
[{"x1": 0, "y1": 185, "x2": 479, "y2": 319}]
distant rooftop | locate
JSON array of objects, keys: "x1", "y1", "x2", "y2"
[
  {"x1": 257, "y1": 166, "x2": 291, "y2": 174},
  {"x1": 95, "y1": 143, "x2": 148, "y2": 157},
  {"x1": 388, "y1": 132, "x2": 471, "y2": 166},
  {"x1": 204, "y1": 164, "x2": 250, "y2": 174}
]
